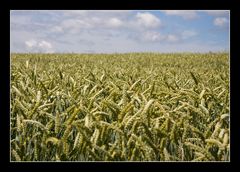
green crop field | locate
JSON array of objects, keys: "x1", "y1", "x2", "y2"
[{"x1": 10, "y1": 53, "x2": 230, "y2": 161}]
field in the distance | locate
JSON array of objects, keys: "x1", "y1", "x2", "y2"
[{"x1": 10, "y1": 53, "x2": 230, "y2": 161}]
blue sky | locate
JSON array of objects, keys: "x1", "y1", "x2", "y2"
[{"x1": 10, "y1": 10, "x2": 229, "y2": 53}]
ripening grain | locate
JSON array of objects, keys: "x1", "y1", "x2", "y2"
[{"x1": 10, "y1": 53, "x2": 229, "y2": 161}]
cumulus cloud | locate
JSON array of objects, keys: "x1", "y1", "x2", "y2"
[
  {"x1": 136, "y1": 12, "x2": 161, "y2": 28},
  {"x1": 25, "y1": 39, "x2": 54, "y2": 53},
  {"x1": 214, "y1": 17, "x2": 228, "y2": 27},
  {"x1": 38, "y1": 40, "x2": 52, "y2": 49},
  {"x1": 162, "y1": 10, "x2": 198, "y2": 20},
  {"x1": 105, "y1": 18, "x2": 123, "y2": 28},
  {"x1": 59, "y1": 10, "x2": 130, "y2": 30},
  {"x1": 25, "y1": 39, "x2": 37, "y2": 48},
  {"x1": 58, "y1": 16, "x2": 124, "y2": 34},
  {"x1": 62, "y1": 10, "x2": 131, "y2": 18},
  {"x1": 143, "y1": 31, "x2": 164, "y2": 42},
  {"x1": 142, "y1": 31, "x2": 179, "y2": 43},
  {"x1": 50, "y1": 11, "x2": 161, "y2": 36}
]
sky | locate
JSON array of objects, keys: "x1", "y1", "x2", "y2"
[{"x1": 10, "y1": 10, "x2": 230, "y2": 53}]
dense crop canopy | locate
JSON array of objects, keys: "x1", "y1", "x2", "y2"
[{"x1": 10, "y1": 53, "x2": 229, "y2": 161}]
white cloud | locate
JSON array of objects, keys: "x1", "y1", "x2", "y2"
[
  {"x1": 142, "y1": 31, "x2": 179, "y2": 43},
  {"x1": 61, "y1": 10, "x2": 131, "y2": 21},
  {"x1": 204, "y1": 10, "x2": 229, "y2": 16},
  {"x1": 59, "y1": 16, "x2": 124, "y2": 34},
  {"x1": 90, "y1": 17, "x2": 102, "y2": 24},
  {"x1": 90, "y1": 10, "x2": 132, "y2": 19},
  {"x1": 50, "y1": 26, "x2": 63, "y2": 33},
  {"x1": 181, "y1": 30, "x2": 197, "y2": 39},
  {"x1": 25, "y1": 39, "x2": 54, "y2": 53},
  {"x1": 42, "y1": 11, "x2": 159, "y2": 37},
  {"x1": 143, "y1": 31, "x2": 164, "y2": 42},
  {"x1": 38, "y1": 40, "x2": 52, "y2": 49},
  {"x1": 106, "y1": 18, "x2": 123, "y2": 28},
  {"x1": 25, "y1": 39, "x2": 37, "y2": 48},
  {"x1": 214, "y1": 17, "x2": 228, "y2": 27},
  {"x1": 59, "y1": 19, "x2": 93, "y2": 34},
  {"x1": 162, "y1": 10, "x2": 198, "y2": 20},
  {"x1": 136, "y1": 12, "x2": 161, "y2": 28}
]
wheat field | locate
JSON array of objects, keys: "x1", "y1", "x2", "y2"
[{"x1": 10, "y1": 53, "x2": 229, "y2": 161}]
